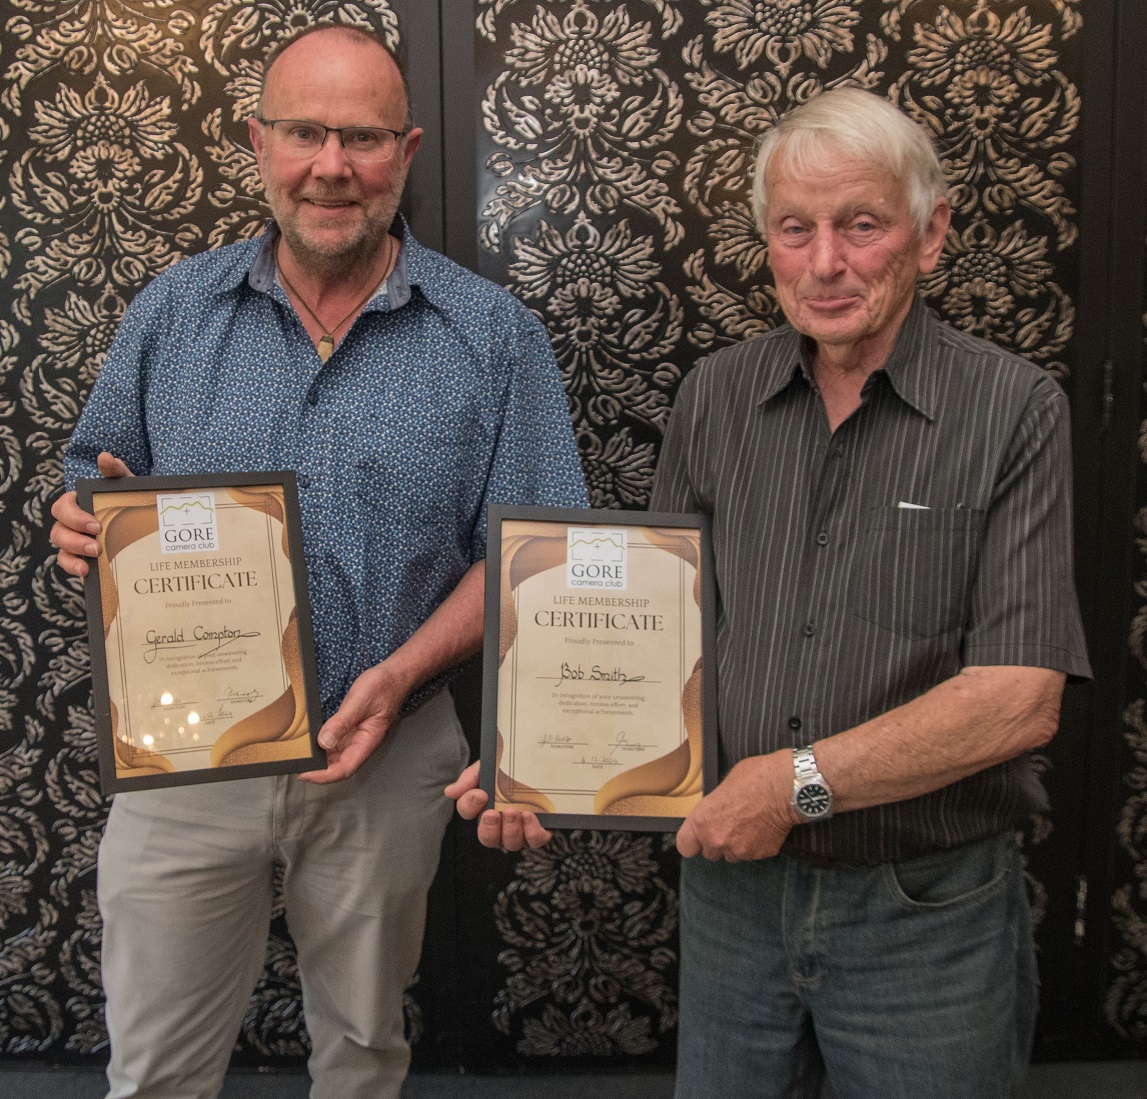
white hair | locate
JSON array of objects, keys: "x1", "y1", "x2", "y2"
[{"x1": 750, "y1": 88, "x2": 948, "y2": 235}]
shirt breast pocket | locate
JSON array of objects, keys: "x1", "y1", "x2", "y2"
[
  {"x1": 354, "y1": 431, "x2": 465, "y2": 528},
  {"x1": 850, "y1": 507, "x2": 984, "y2": 640}
]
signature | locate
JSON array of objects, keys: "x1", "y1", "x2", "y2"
[
  {"x1": 220, "y1": 687, "x2": 264, "y2": 706},
  {"x1": 557, "y1": 662, "x2": 645, "y2": 684},
  {"x1": 573, "y1": 732, "x2": 658, "y2": 769},
  {"x1": 539, "y1": 734, "x2": 584, "y2": 748},
  {"x1": 143, "y1": 625, "x2": 261, "y2": 663},
  {"x1": 150, "y1": 693, "x2": 194, "y2": 709},
  {"x1": 193, "y1": 626, "x2": 260, "y2": 657},
  {"x1": 142, "y1": 629, "x2": 194, "y2": 664}
]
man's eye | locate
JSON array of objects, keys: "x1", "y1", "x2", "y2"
[
  {"x1": 346, "y1": 129, "x2": 381, "y2": 148},
  {"x1": 288, "y1": 125, "x2": 322, "y2": 144}
]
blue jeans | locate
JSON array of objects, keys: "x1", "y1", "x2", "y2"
[{"x1": 675, "y1": 833, "x2": 1037, "y2": 1099}]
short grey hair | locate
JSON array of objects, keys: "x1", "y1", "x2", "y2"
[{"x1": 750, "y1": 88, "x2": 948, "y2": 235}]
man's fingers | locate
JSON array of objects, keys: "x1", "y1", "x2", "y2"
[
  {"x1": 49, "y1": 492, "x2": 102, "y2": 573},
  {"x1": 444, "y1": 761, "x2": 481, "y2": 801},
  {"x1": 299, "y1": 740, "x2": 368, "y2": 784},
  {"x1": 499, "y1": 809, "x2": 526, "y2": 850},
  {"x1": 472, "y1": 807, "x2": 552, "y2": 851},
  {"x1": 51, "y1": 526, "x2": 101, "y2": 559},
  {"x1": 453, "y1": 789, "x2": 489, "y2": 820},
  {"x1": 55, "y1": 550, "x2": 91, "y2": 578},
  {"x1": 522, "y1": 814, "x2": 554, "y2": 849},
  {"x1": 50, "y1": 490, "x2": 103, "y2": 578},
  {"x1": 452, "y1": 767, "x2": 553, "y2": 849},
  {"x1": 476, "y1": 810, "x2": 505, "y2": 849},
  {"x1": 48, "y1": 456, "x2": 131, "y2": 576},
  {"x1": 96, "y1": 452, "x2": 132, "y2": 479},
  {"x1": 316, "y1": 712, "x2": 351, "y2": 751},
  {"x1": 676, "y1": 818, "x2": 702, "y2": 858},
  {"x1": 51, "y1": 491, "x2": 101, "y2": 536}
]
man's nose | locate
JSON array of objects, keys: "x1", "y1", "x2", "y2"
[
  {"x1": 309, "y1": 131, "x2": 354, "y2": 179},
  {"x1": 809, "y1": 230, "x2": 845, "y2": 278}
]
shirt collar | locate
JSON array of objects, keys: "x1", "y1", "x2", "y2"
[
  {"x1": 243, "y1": 215, "x2": 415, "y2": 312},
  {"x1": 757, "y1": 295, "x2": 938, "y2": 421},
  {"x1": 869, "y1": 295, "x2": 938, "y2": 420}
]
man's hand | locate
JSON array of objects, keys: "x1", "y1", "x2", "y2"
[
  {"x1": 445, "y1": 761, "x2": 554, "y2": 851},
  {"x1": 301, "y1": 661, "x2": 405, "y2": 784},
  {"x1": 302, "y1": 561, "x2": 486, "y2": 785},
  {"x1": 676, "y1": 751, "x2": 800, "y2": 862},
  {"x1": 50, "y1": 452, "x2": 132, "y2": 577}
]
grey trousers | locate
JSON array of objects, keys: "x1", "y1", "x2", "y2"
[{"x1": 97, "y1": 690, "x2": 467, "y2": 1099}]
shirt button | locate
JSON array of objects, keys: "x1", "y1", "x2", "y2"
[
  {"x1": 803, "y1": 622, "x2": 816, "y2": 637},
  {"x1": 788, "y1": 716, "x2": 802, "y2": 731},
  {"x1": 308, "y1": 391, "x2": 319, "y2": 407},
  {"x1": 816, "y1": 531, "x2": 829, "y2": 546},
  {"x1": 297, "y1": 473, "x2": 310, "y2": 489}
]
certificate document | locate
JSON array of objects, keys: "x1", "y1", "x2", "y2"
[
  {"x1": 77, "y1": 472, "x2": 324, "y2": 793},
  {"x1": 480, "y1": 506, "x2": 716, "y2": 830}
]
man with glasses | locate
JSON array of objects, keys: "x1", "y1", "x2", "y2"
[{"x1": 50, "y1": 23, "x2": 585, "y2": 1099}]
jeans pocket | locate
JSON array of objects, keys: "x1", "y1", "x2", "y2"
[
  {"x1": 851, "y1": 506, "x2": 984, "y2": 639},
  {"x1": 882, "y1": 836, "x2": 1012, "y2": 911}
]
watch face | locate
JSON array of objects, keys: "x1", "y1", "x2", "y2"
[{"x1": 795, "y1": 782, "x2": 832, "y2": 818}]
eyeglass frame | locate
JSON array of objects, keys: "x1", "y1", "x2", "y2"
[{"x1": 255, "y1": 117, "x2": 410, "y2": 160}]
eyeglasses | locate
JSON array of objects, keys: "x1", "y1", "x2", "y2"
[{"x1": 257, "y1": 118, "x2": 408, "y2": 163}]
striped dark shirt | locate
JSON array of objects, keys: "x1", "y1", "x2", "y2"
[{"x1": 650, "y1": 297, "x2": 1092, "y2": 863}]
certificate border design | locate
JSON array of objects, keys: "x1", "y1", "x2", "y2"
[
  {"x1": 77, "y1": 471, "x2": 325, "y2": 794},
  {"x1": 480, "y1": 505, "x2": 717, "y2": 831}
]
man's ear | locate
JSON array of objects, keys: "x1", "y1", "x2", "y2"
[
  {"x1": 400, "y1": 127, "x2": 423, "y2": 172},
  {"x1": 917, "y1": 198, "x2": 951, "y2": 276},
  {"x1": 249, "y1": 116, "x2": 266, "y2": 175}
]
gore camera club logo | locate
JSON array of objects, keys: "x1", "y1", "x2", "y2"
[
  {"x1": 157, "y1": 492, "x2": 219, "y2": 554},
  {"x1": 567, "y1": 527, "x2": 627, "y2": 590}
]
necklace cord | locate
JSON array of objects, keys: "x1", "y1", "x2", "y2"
[{"x1": 276, "y1": 234, "x2": 394, "y2": 361}]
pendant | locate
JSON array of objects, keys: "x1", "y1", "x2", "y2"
[{"x1": 317, "y1": 335, "x2": 335, "y2": 362}]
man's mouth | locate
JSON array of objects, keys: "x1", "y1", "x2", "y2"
[{"x1": 804, "y1": 294, "x2": 861, "y2": 311}]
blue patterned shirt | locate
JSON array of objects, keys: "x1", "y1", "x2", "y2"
[{"x1": 64, "y1": 222, "x2": 587, "y2": 717}]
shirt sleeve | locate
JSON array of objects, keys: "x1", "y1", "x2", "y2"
[
  {"x1": 62, "y1": 289, "x2": 156, "y2": 491},
  {"x1": 469, "y1": 305, "x2": 588, "y2": 560},
  {"x1": 650, "y1": 366, "x2": 705, "y2": 515},
  {"x1": 961, "y1": 382, "x2": 1091, "y2": 678}
]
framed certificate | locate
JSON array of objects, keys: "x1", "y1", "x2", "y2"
[
  {"x1": 77, "y1": 472, "x2": 325, "y2": 794},
  {"x1": 480, "y1": 505, "x2": 717, "y2": 831}
]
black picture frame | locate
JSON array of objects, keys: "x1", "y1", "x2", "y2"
[
  {"x1": 479, "y1": 504, "x2": 718, "y2": 831},
  {"x1": 77, "y1": 471, "x2": 325, "y2": 794}
]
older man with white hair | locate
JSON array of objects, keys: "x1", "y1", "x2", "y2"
[
  {"x1": 652, "y1": 86, "x2": 1091, "y2": 1098},
  {"x1": 453, "y1": 86, "x2": 1091, "y2": 1097}
]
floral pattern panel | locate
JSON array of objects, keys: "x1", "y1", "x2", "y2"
[
  {"x1": 0, "y1": 0, "x2": 409, "y2": 1062},
  {"x1": 475, "y1": 0, "x2": 1097, "y2": 1063},
  {"x1": 0, "y1": 0, "x2": 1140, "y2": 1072},
  {"x1": 1109, "y1": 236, "x2": 1147, "y2": 1047}
]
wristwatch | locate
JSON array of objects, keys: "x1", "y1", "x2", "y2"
[{"x1": 791, "y1": 746, "x2": 833, "y2": 823}]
